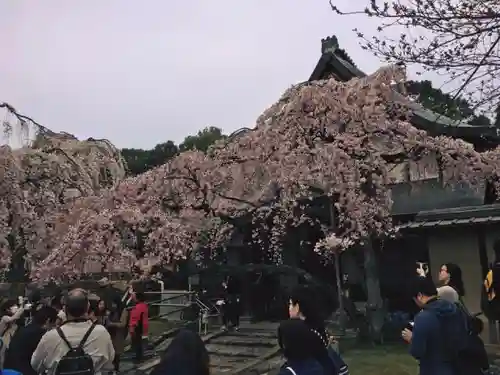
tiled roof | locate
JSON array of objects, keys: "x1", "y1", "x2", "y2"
[
  {"x1": 309, "y1": 35, "x2": 500, "y2": 144},
  {"x1": 397, "y1": 204, "x2": 500, "y2": 229}
]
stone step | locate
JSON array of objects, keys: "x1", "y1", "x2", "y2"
[
  {"x1": 210, "y1": 335, "x2": 276, "y2": 347},
  {"x1": 210, "y1": 354, "x2": 252, "y2": 367},
  {"x1": 250, "y1": 354, "x2": 284, "y2": 375},
  {"x1": 206, "y1": 344, "x2": 266, "y2": 358},
  {"x1": 225, "y1": 329, "x2": 277, "y2": 339},
  {"x1": 212, "y1": 366, "x2": 239, "y2": 374}
]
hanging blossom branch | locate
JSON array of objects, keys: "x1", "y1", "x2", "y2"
[
  {"x1": 330, "y1": 0, "x2": 500, "y2": 113},
  {"x1": 28, "y1": 63, "x2": 500, "y2": 281}
]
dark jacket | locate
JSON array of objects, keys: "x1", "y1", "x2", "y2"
[
  {"x1": 410, "y1": 298, "x2": 467, "y2": 375},
  {"x1": 461, "y1": 334, "x2": 489, "y2": 375},
  {"x1": 278, "y1": 359, "x2": 325, "y2": 375},
  {"x1": 4, "y1": 323, "x2": 47, "y2": 375},
  {"x1": 278, "y1": 320, "x2": 328, "y2": 375}
]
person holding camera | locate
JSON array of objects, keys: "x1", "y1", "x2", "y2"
[
  {"x1": 401, "y1": 277, "x2": 467, "y2": 375},
  {"x1": 0, "y1": 299, "x2": 32, "y2": 369}
]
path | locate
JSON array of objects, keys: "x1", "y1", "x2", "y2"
[{"x1": 121, "y1": 319, "x2": 282, "y2": 375}]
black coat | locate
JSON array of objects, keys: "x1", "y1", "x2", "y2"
[{"x1": 4, "y1": 323, "x2": 47, "y2": 375}]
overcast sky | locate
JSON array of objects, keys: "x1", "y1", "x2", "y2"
[{"x1": 1, "y1": 0, "x2": 420, "y2": 149}]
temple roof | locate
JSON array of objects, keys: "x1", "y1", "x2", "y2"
[
  {"x1": 397, "y1": 203, "x2": 500, "y2": 230},
  {"x1": 309, "y1": 36, "x2": 500, "y2": 149}
]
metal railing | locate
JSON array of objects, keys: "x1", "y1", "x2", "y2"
[
  {"x1": 123, "y1": 289, "x2": 221, "y2": 336},
  {"x1": 195, "y1": 295, "x2": 222, "y2": 335}
]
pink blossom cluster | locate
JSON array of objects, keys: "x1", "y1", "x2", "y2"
[{"x1": 0, "y1": 134, "x2": 126, "y2": 278}]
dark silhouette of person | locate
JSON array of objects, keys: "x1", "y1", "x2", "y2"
[
  {"x1": 150, "y1": 329, "x2": 209, "y2": 375},
  {"x1": 4, "y1": 306, "x2": 58, "y2": 375}
]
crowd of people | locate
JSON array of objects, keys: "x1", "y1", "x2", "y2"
[
  {"x1": 0, "y1": 285, "x2": 149, "y2": 375},
  {"x1": 0, "y1": 250, "x2": 497, "y2": 375}
]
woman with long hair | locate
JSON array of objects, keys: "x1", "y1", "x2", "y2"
[
  {"x1": 106, "y1": 296, "x2": 128, "y2": 372},
  {"x1": 150, "y1": 329, "x2": 210, "y2": 375},
  {"x1": 287, "y1": 285, "x2": 332, "y2": 375},
  {"x1": 95, "y1": 298, "x2": 108, "y2": 326},
  {"x1": 277, "y1": 319, "x2": 324, "y2": 375},
  {"x1": 437, "y1": 262, "x2": 465, "y2": 304}
]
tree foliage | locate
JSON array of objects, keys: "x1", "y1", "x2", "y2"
[
  {"x1": 24, "y1": 65, "x2": 500, "y2": 281},
  {"x1": 121, "y1": 141, "x2": 179, "y2": 176},
  {"x1": 121, "y1": 126, "x2": 226, "y2": 176},
  {"x1": 331, "y1": 0, "x2": 500, "y2": 112},
  {"x1": 406, "y1": 80, "x2": 492, "y2": 125},
  {"x1": 179, "y1": 126, "x2": 227, "y2": 153}
]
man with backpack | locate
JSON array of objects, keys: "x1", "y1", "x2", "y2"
[
  {"x1": 31, "y1": 288, "x2": 115, "y2": 375},
  {"x1": 401, "y1": 277, "x2": 468, "y2": 375}
]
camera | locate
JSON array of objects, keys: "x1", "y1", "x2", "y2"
[{"x1": 406, "y1": 321, "x2": 414, "y2": 331}]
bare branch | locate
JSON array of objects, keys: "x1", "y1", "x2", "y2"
[{"x1": 332, "y1": 0, "x2": 500, "y2": 113}]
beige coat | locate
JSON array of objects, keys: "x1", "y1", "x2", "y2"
[
  {"x1": 31, "y1": 320, "x2": 115, "y2": 375},
  {"x1": 0, "y1": 307, "x2": 26, "y2": 368},
  {"x1": 107, "y1": 309, "x2": 128, "y2": 354}
]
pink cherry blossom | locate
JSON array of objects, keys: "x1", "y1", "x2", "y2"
[{"x1": 5, "y1": 65, "x2": 500, "y2": 281}]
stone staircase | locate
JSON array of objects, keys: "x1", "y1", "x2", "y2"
[
  {"x1": 207, "y1": 323, "x2": 280, "y2": 374},
  {"x1": 122, "y1": 320, "x2": 281, "y2": 375}
]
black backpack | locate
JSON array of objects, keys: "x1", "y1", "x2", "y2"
[
  {"x1": 55, "y1": 323, "x2": 96, "y2": 375},
  {"x1": 425, "y1": 301, "x2": 475, "y2": 375},
  {"x1": 310, "y1": 328, "x2": 349, "y2": 375}
]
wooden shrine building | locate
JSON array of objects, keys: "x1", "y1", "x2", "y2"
[{"x1": 309, "y1": 35, "x2": 500, "y2": 316}]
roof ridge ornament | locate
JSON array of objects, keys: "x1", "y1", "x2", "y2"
[{"x1": 321, "y1": 35, "x2": 339, "y2": 55}]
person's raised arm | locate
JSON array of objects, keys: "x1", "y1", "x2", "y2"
[
  {"x1": 2, "y1": 304, "x2": 30, "y2": 324},
  {"x1": 99, "y1": 328, "x2": 116, "y2": 369},
  {"x1": 409, "y1": 312, "x2": 430, "y2": 360}
]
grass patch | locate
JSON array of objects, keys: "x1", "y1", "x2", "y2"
[{"x1": 342, "y1": 344, "x2": 418, "y2": 375}]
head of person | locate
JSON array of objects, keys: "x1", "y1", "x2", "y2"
[
  {"x1": 51, "y1": 294, "x2": 66, "y2": 311},
  {"x1": 88, "y1": 300, "x2": 99, "y2": 321},
  {"x1": 152, "y1": 329, "x2": 209, "y2": 375},
  {"x1": 439, "y1": 262, "x2": 465, "y2": 296},
  {"x1": 278, "y1": 319, "x2": 318, "y2": 361},
  {"x1": 30, "y1": 289, "x2": 42, "y2": 305},
  {"x1": 64, "y1": 288, "x2": 90, "y2": 320},
  {"x1": 110, "y1": 296, "x2": 123, "y2": 313},
  {"x1": 411, "y1": 276, "x2": 438, "y2": 308},
  {"x1": 289, "y1": 285, "x2": 323, "y2": 326},
  {"x1": 2, "y1": 299, "x2": 19, "y2": 317},
  {"x1": 33, "y1": 306, "x2": 58, "y2": 329},
  {"x1": 97, "y1": 299, "x2": 106, "y2": 314}
]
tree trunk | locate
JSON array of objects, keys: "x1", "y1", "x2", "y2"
[{"x1": 363, "y1": 240, "x2": 385, "y2": 343}]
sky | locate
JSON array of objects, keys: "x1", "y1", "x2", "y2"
[{"x1": 0, "y1": 0, "x2": 423, "y2": 149}]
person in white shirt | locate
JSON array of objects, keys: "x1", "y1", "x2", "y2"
[{"x1": 31, "y1": 288, "x2": 114, "y2": 375}]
